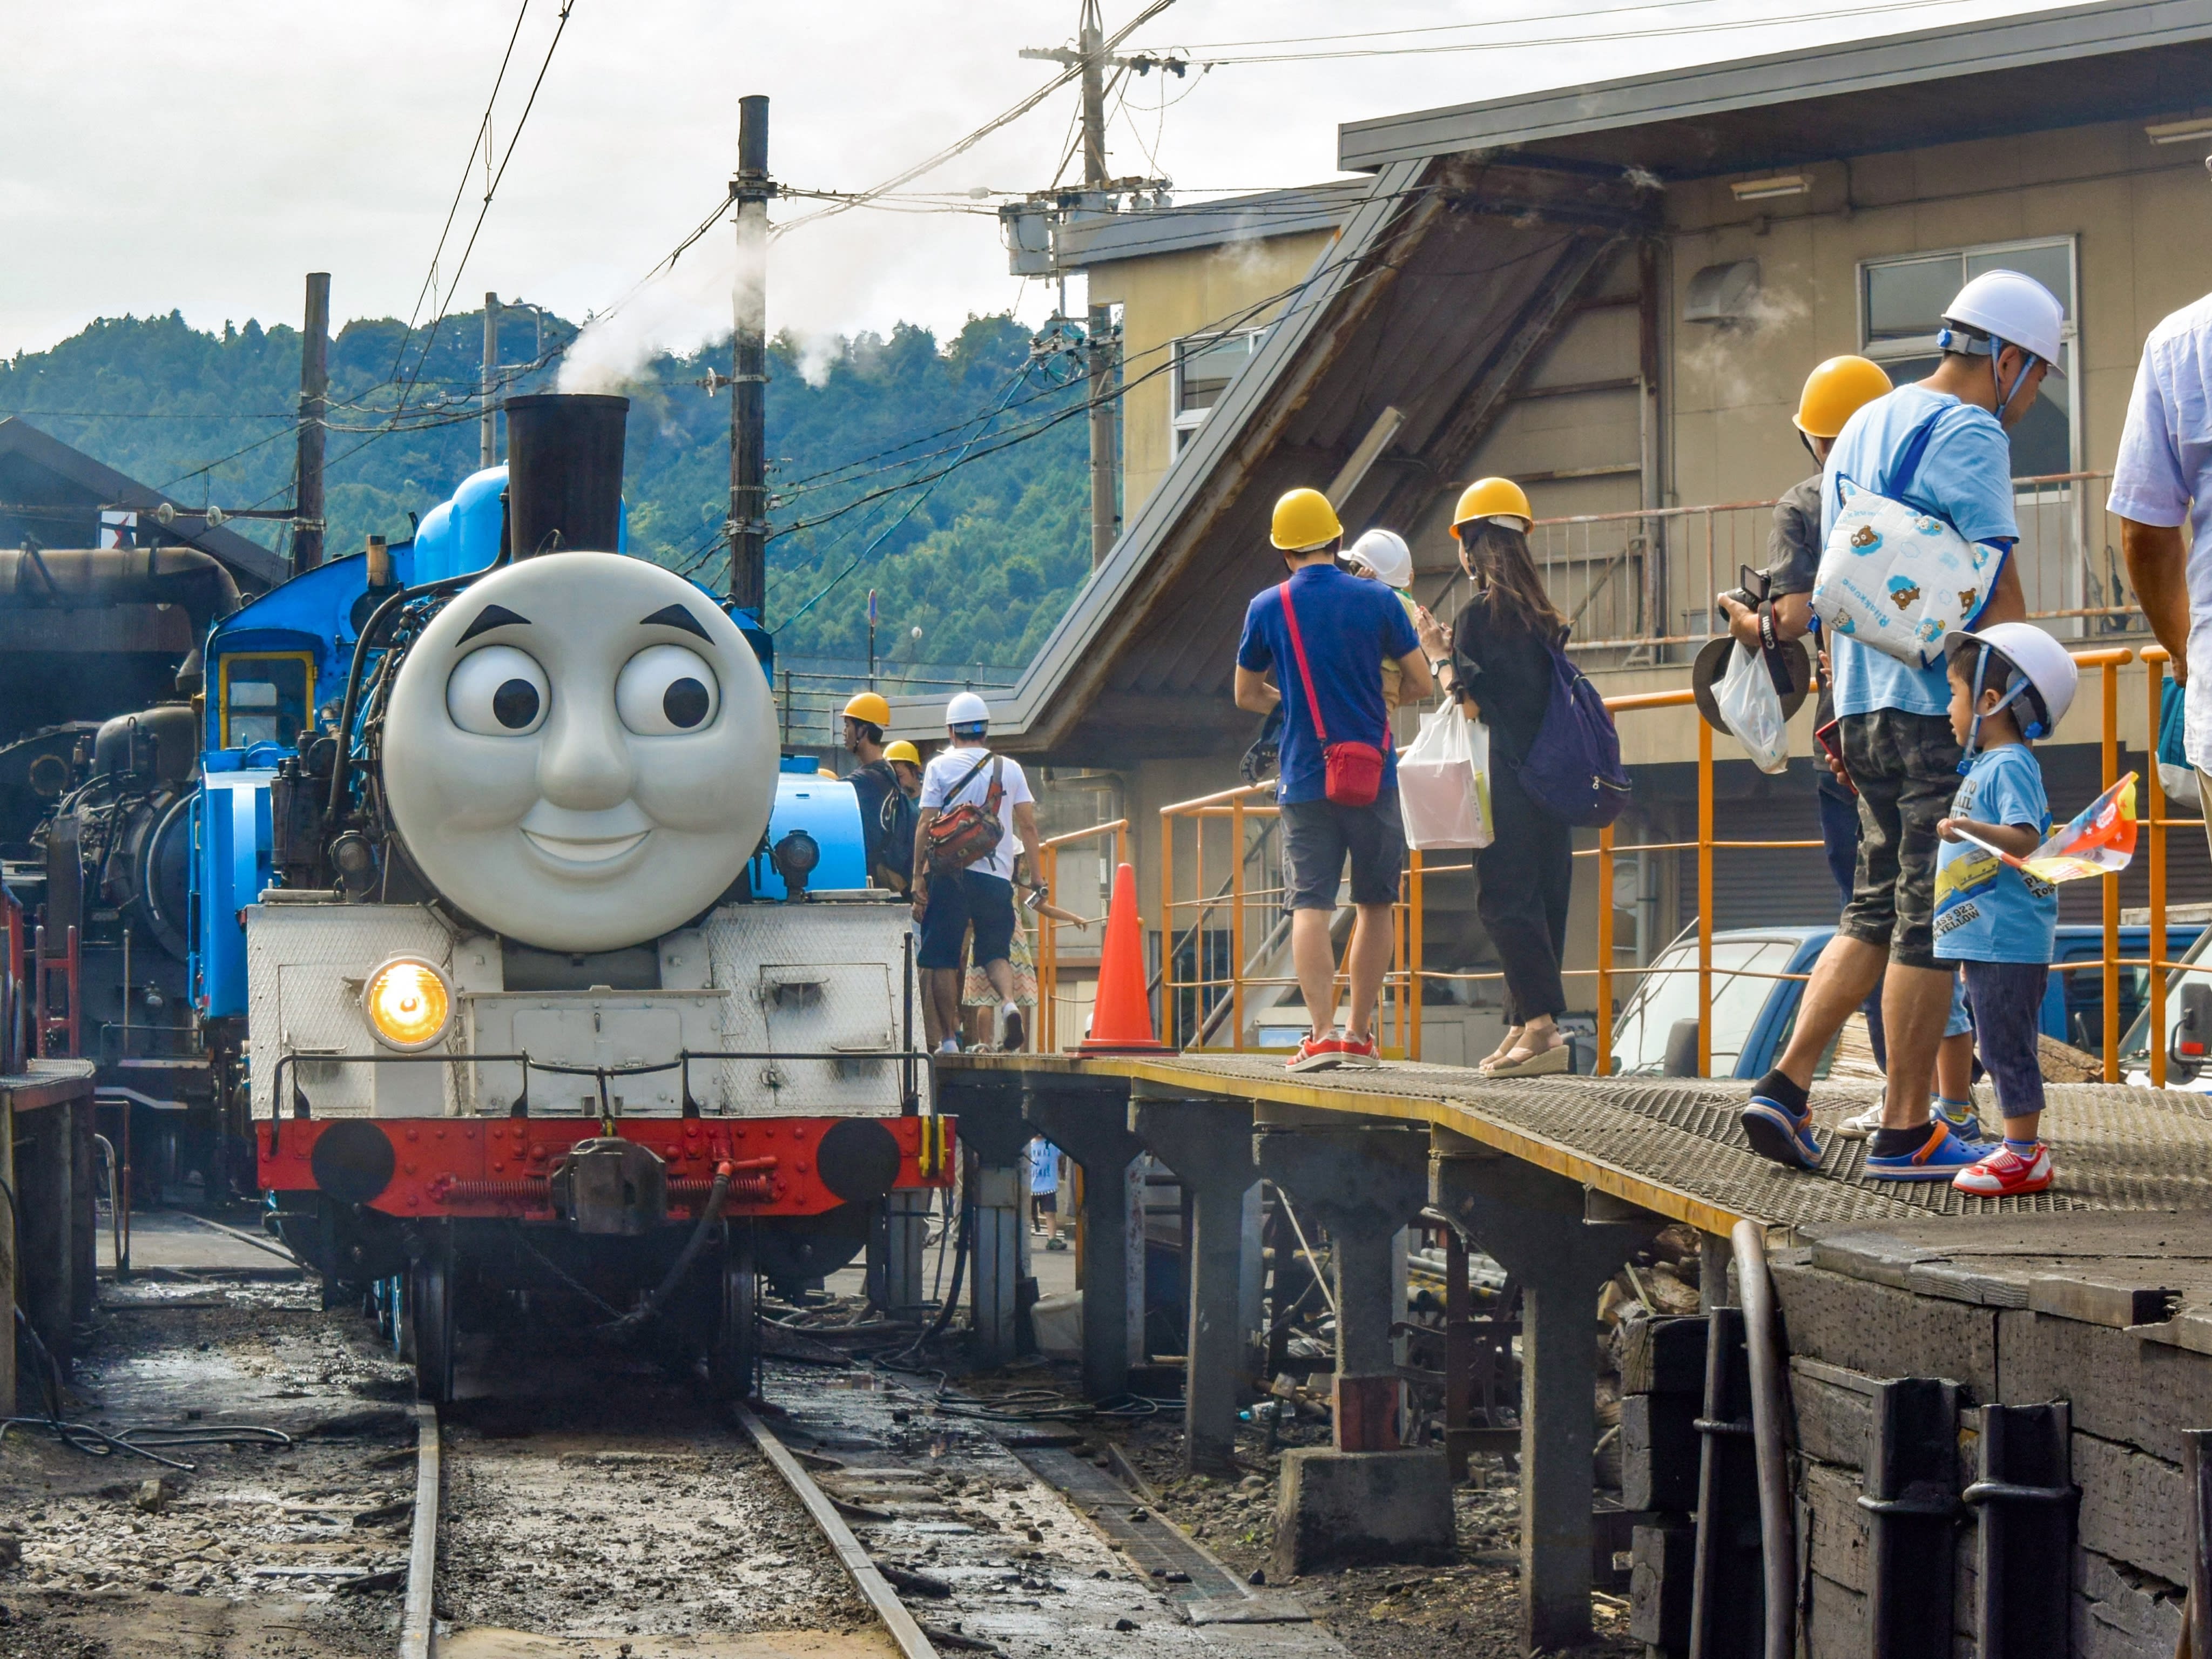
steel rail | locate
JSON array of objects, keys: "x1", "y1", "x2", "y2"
[
  {"x1": 735, "y1": 1405, "x2": 941, "y2": 1659},
  {"x1": 399, "y1": 1402, "x2": 440, "y2": 1659}
]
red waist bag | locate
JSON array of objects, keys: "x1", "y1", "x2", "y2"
[{"x1": 1279, "y1": 580, "x2": 1386, "y2": 808}]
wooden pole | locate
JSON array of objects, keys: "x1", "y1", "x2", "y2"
[{"x1": 290, "y1": 273, "x2": 330, "y2": 576}]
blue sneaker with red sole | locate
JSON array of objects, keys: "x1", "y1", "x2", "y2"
[{"x1": 1864, "y1": 1119, "x2": 1991, "y2": 1182}]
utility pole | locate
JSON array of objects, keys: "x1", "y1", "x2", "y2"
[
  {"x1": 291, "y1": 272, "x2": 330, "y2": 577},
  {"x1": 1020, "y1": 1, "x2": 1138, "y2": 569},
  {"x1": 729, "y1": 95, "x2": 774, "y2": 616},
  {"x1": 481, "y1": 292, "x2": 500, "y2": 471}
]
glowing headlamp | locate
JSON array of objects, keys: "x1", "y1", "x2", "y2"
[{"x1": 362, "y1": 956, "x2": 454, "y2": 1051}]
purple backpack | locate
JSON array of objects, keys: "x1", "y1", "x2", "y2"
[{"x1": 1513, "y1": 641, "x2": 1631, "y2": 827}]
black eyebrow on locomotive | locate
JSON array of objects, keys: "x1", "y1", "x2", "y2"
[
  {"x1": 639, "y1": 604, "x2": 710, "y2": 640},
  {"x1": 458, "y1": 604, "x2": 531, "y2": 642}
]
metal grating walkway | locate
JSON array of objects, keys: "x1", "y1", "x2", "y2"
[{"x1": 946, "y1": 1053, "x2": 2212, "y2": 1234}]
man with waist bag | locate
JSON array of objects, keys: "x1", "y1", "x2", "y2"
[
  {"x1": 913, "y1": 692, "x2": 1038, "y2": 1054},
  {"x1": 1718, "y1": 356, "x2": 1978, "y2": 1133},
  {"x1": 1740, "y1": 271, "x2": 2052, "y2": 1183},
  {"x1": 1235, "y1": 488, "x2": 1431, "y2": 1073}
]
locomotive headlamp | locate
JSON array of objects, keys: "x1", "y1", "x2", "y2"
[{"x1": 362, "y1": 956, "x2": 454, "y2": 1051}]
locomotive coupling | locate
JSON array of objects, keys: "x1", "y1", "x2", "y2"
[{"x1": 550, "y1": 1137, "x2": 668, "y2": 1236}]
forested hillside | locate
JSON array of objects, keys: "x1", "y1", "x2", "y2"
[{"x1": 0, "y1": 306, "x2": 1095, "y2": 670}]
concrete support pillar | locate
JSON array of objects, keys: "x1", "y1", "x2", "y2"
[
  {"x1": 1700, "y1": 1231, "x2": 1732, "y2": 1307},
  {"x1": 1024, "y1": 1083, "x2": 1142, "y2": 1404},
  {"x1": 880, "y1": 1189, "x2": 932, "y2": 1319},
  {"x1": 934, "y1": 1071, "x2": 1031, "y2": 1371},
  {"x1": 1131, "y1": 1095, "x2": 1258, "y2": 1475},
  {"x1": 17, "y1": 1103, "x2": 74, "y2": 1379},
  {"x1": 969, "y1": 1158, "x2": 1022, "y2": 1365},
  {"x1": 1255, "y1": 1120, "x2": 1429, "y2": 1448},
  {"x1": 1431, "y1": 1130, "x2": 1656, "y2": 1654},
  {"x1": 1257, "y1": 1114, "x2": 1453, "y2": 1577}
]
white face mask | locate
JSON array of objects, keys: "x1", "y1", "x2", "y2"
[{"x1": 381, "y1": 550, "x2": 777, "y2": 952}]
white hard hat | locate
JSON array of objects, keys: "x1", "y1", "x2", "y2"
[
  {"x1": 1940, "y1": 270, "x2": 2066, "y2": 374},
  {"x1": 1942, "y1": 622, "x2": 2077, "y2": 741},
  {"x1": 1345, "y1": 528, "x2": 1413, "y2": 590},
  {"x1": 946, "y1": 690, "x2": 991, "y2": 729}
]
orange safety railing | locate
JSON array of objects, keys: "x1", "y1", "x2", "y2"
[
  {"x1": 1033, "y1": 817, "x2": 1131, "y2": 1052},
  {"x1": 1156, "y1": 780, "x2": 1425, "y2": 1055},
  {"x1": 2141, "y1": 646, "x2": 2206, "y2": 1088},
  {"x1": 1145, "y1": 645, "x2": 2145, "y2": 1077}
]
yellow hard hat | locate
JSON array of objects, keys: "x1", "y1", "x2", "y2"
[
  {"x1": 1449, "y1": 477, "x2": 1533, "y2": 538},
  {"x1": 1793, "y1": 355, "x2": 1892, "y2": 439},
  {"x1": 1270, "y1": 487, "x2": 1343, "y2": 551},
  {"x1": 842, "y1": 691, "x2": 892, "y2": 727},
  {"x1": 884, "y1": 740, "x2": 921, "y2": 766}
]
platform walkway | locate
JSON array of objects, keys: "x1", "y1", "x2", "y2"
[
  {"x1": 932, "y1": 1052, "x2": 2212, "y2": 1654},
  {"x1": 947, "y1": 1053, "x2": 2212, "y2": 1235}
]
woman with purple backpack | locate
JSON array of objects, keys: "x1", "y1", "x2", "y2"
[{"x1": 1416, "y1": 478, "x2": 1584, "y2": 1078}]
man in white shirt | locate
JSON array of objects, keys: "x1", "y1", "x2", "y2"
[
  {"x1": 2115, "y1": 232, "x2": 2212, "y2": 860},
  {"x1": 912, "y1": 692, "x2": 1039, "y2": 1053}
]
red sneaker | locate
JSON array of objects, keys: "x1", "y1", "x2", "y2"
[
  {"x1": 1951, "y1": 1142, "x2": 2053, "y2": 1197},
  {"x1": 1288, "y1": 1033, "x2": 1350, "y2": 1073},
  {"x1": 1335, "y1": 1031, "x2": 1381, "y2": 1069}
]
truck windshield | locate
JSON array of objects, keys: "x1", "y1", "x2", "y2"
[{"x1": 1611, "y1": 933, "x2": 1803, "y2": 1076}]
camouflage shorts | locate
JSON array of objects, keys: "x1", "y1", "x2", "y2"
[{"x1": 1837, "y1": 709, "x2": 1963, "y2": 972}]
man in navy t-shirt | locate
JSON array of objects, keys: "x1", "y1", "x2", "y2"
[{"x1": 1235, "y1": 487, "x2": 1429, "y2": 1072}]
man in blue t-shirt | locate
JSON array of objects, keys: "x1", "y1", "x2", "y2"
[
  {"x1": 1235, "y1": 487, "x2": 1429, "y2": 1073},
  {"x1": 1742, "y1": 269, "x2": 2060, "y2": 1182}
]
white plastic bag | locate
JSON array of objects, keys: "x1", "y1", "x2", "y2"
[
  {"x1": 1398, "y1": 703, "x2": 1494, "y2": 850},
  {"x1": 1716, "y1": 641, "x2": 1790, "y2": 774}
]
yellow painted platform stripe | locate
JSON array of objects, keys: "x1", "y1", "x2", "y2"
[{"x1": 948, "y1": 1055, "x2": 1748, "y2": 1235}]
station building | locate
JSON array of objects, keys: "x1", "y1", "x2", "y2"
[{"x1": 891, "y1": 0, "x2": 2212, "y2": 1060}]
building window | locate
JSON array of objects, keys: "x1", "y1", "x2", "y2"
[
  {"x1": 1857, "y1": 237, "x2": 2078, "y2": 481},
  {"x1": 1170, "y1": 328, "x2": 1264, "y2": 455}
]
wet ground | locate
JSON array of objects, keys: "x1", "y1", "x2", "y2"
[{"x1": 0, "y1": 1275, "x2": 420, "y2": 1659}]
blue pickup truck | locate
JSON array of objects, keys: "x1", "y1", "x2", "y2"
[{"x1": 1608, "y1": 922, "x2": 2201, "y2": 1079}]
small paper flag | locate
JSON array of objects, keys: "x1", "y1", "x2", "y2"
[{"x1": 1952, "y1": 772, "x2": 2138, "y2": 885}]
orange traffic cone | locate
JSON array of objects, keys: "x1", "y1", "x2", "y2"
[{"x1": 1079, "y1": 861, "x2": 1168, "y2": 1053}]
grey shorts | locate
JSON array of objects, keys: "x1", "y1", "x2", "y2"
[
  {"x1": 1281, "y1": 792, "x2": 1405, "y2": 911},
  {"x1": 1837, "y1": 709, "x2": 1963, "y2": 972}
]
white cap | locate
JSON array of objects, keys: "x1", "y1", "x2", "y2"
[
  {"x1": 1941, "y1": 622, "x2": 2077, "y2": 738},
  {"x1": 946, "y1": 690, "x2": 991, "y2": 729},
  {"x1": 1940, "y1": 270, "x2": 2066, "y2": 373},
  {"x1": 1345, "y1": 528, "x2": 1413, "y2": 590}
]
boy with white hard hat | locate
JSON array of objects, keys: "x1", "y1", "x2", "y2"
[
  {"x1": 1929, "y1": 623, "x2": 2078, "y2": 1195},
  {"x1": 912, "y1": 691, "x2": 1040, "y2": 1054},
  {"x1": 1741, "y1": 269, "x2": 2058, "y2": 1181}
]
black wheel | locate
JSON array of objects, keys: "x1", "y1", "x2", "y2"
[
  {"x1": 707, "y1": 1224, "x2": 758, "y2": 1402},
  {"x1": 409, "y1": 1226, "x2": 456, "y2": 1406}
]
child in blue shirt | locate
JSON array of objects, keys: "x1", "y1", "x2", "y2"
[{"x1": 1917, "y1": 624, "x2": 2079, "y2": 1195}]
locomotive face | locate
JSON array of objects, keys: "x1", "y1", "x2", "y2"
[{"x1": 380, "y1": 551, "x2": 777, "y2": 951}]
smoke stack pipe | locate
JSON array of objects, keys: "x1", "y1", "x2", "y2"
[{"x1": 502, "y1": 393, "x2": 629, "y2": 557}]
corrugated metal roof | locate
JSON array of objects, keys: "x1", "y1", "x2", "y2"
[
  {"x1": 1052, "y1": 179, "x2": 1368, "y2": 268},
  {"x1": 886, "y1": 160, "x2": 1655, "y2": 757},
  {"x1": 1339, "y1": 0, "x2": 2212, "y2": 176}
]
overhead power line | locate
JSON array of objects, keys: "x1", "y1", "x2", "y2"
[{"x1": 1135, "y1": 0, "x2": 1990, "y2": 63}]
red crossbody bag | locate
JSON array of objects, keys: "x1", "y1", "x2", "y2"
[{"x1": 1278, "y1": 581, "x2": 1386, "y2": 808}]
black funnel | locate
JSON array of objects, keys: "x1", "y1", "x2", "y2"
[{"x1": 503, "y1": 393, "x2": 629, "y2": 557}]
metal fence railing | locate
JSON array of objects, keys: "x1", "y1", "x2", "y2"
[{"x1": 1525, "y1": 471, "x2": 2128, "y2": 653}]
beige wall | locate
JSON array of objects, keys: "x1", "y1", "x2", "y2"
[
  {"x1": 1444, "y1": 110, "x2": 2212, "y2": 766},
  {"x1": 1087, "y1": 227, "x2": 1340, "y2": 514}
]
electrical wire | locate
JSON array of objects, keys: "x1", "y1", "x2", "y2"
[
  {"x1": 1144, "y1": 0, "x2": 1992, "y2": 63},
  {"x1": 773, "y1": 0, "x2": 1179, "y2": 240},
  {"x1": 771, "y1": 357, "x2": 1035, "y2": 630}
]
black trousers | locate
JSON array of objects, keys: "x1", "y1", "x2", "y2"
[{"x1": 1474, "y1": 765, "x2": 1572, "y2": 1024}]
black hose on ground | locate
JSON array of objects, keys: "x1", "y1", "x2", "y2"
[
  {"x1": 882, "y1": 1200, "x2": 972, "y2": 1366},
  {"x1": 1732, "y1": 1219, "x2": 1797, "y2": 1659}
]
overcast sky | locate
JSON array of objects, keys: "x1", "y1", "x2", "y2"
[{"x1": 5, "y1": 0, "x2": 2069, "y2": 369}]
